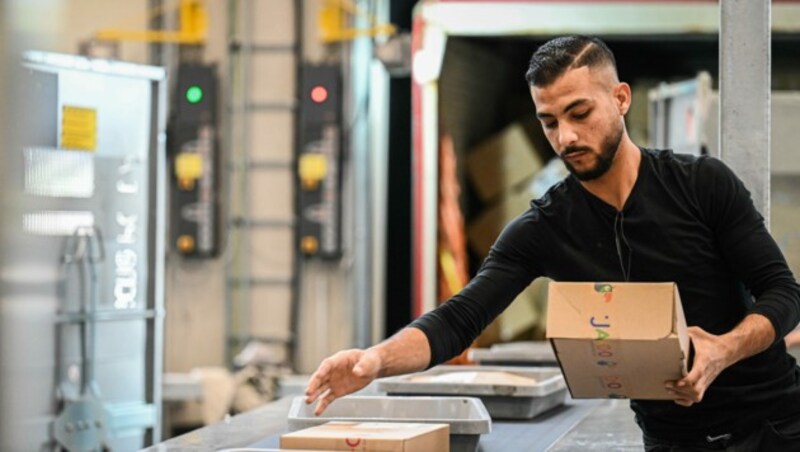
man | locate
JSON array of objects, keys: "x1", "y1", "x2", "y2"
[{"x1": 305, "y1": 36, "x2": 800, "y2": 450}]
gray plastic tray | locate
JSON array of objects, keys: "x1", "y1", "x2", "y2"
[
  {"x1": 378, "y1": 365, "x2": 567, "y2": 420},
  {"x1": 287, "y1": 395, "x2": 491, "y2": 452},
  {"x1": 468, "y1": 341, "x2": 558, "y2": 366}
]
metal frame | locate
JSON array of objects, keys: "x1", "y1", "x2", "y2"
[
  {"x1": 147, "y1": 69, "x2": 168, "y2": 444},
  {"x1": 224, "y1": 0, "x2": 302, "y2": 370}
]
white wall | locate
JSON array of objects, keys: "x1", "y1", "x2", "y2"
[
  {"x1": 163, "y1": 0, "x2": 227, "y2": 372},
  {"x1": 60, "y1": 0, "x2": 150, "y2": 62}
]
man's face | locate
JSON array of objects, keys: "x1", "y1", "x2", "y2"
[{"x1": 530, "y1": 66, "x2": 627, "y2": 181}]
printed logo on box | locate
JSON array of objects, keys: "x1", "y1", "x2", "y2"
[
  {"x1": 600, "y1": 375, "x2": 626, "y2": 397},
  {"x1": 593, "y1": 340, "x2": 618, "y2": 367},
  {"x1": 594, "y1": 282, "x2": 614, "y2": 302},
  {"x1": 590, "y1": 283, "x2": 614, "y2": 339}
]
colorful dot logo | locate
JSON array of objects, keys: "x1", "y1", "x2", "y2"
[{"x1": 594, "y1": 283, "x2": 614, "y2": 303}]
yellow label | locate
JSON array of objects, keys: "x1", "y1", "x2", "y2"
[
  {"x1": 62, "y1": 106, "x2": 97, "y2": 151},
  {"x1": 299, "y1": 153, "x2": 328, "y2": 183}
]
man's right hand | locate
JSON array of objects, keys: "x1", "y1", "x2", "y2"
[{"x1": 304, "y1": 348, "x2": 382, "y2": 415}]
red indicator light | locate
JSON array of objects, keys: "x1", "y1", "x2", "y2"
[{"x1": 310, "y1": 85, "x2": 328, "y2": 104}]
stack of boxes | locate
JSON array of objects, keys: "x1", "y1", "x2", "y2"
[{"x1": 464, "y1": 120, "x2": 551, "y2": 344}]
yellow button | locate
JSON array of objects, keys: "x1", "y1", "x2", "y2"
[
  {"x1": 299, "y1": 154, "x2": 327, "y2": 189},
  {"x1": 300, "y1": 236, "x2": 318, "y2": 254},
  {"x1": 175, "y1": 152, "x2": 204, "y2": 181},
  {"x1": 177, "y1": 235, "x2": 195, "y2": 253}
]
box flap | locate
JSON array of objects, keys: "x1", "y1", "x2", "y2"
[
  {"x1": 551, "y1": 337, "x2": 686, "y2": 399},
  {"x1": 547, "y1": 282, "x2": 676, "y2": 340}
]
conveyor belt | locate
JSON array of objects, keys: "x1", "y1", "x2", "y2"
[
  {"x1": 148, "y1": 396, "x2": 644, "y2": 451},
  {"x1": 243, "y1": 403, "x2": 592, "y2": 450},
  {"x1": 549, "y1": 400, "x2": 643, "y2": 451}
]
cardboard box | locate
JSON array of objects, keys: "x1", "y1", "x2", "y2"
[
  {"x1": 467, "y1": 187, "x2": 551, "y2": 346},
  {"x1": 467, "y1": 187, "x2": 533, "y2": 258},
  {"x1": 467, "y1": 157, "x2": 570, "y2": 260},
  {"x1": 496, "y1": 277, "x2": 549, "y2": 341},
  {"x1": 546, "y1": 282, "x2": 690, "y2": 399},
  {"x1": 465, "y1": 123, "x2": 543, "y2": 202},
  {"x1": 280, "y1": 421, "x2": 450, "y2": 451}
]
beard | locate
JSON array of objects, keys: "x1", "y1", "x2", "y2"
[{"x1": 560, "y1": 122, "x2": 624, "y2": 182}]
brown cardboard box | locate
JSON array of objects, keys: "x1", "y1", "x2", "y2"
[
  {"x1": 466, "y1": 187, "x2": 532, "y2": 258},
  {"x1": 467, "y1": 187, "x2": 548, "y2": 346},
  {"x1": 546, "y1": 282, "x2": 690, "y2": 399},
  {"x1": 465, "y1": 123, "x2": 543, "y2": 202},
  {"x1": 280, "y1": 421, "x2": 450, "y2": 451},
  {"x1": 496, "y1": 277, "x2": 550, "y2": 342}
]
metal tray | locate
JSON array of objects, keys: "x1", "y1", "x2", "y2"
[
  {"x1": 468, "y1": 341, "x2": 558, "y2": 366},
  {"x1": 378, "y1": 365, "x2": 567, "y2": 420},
  {"x1": 287, "y1": 395, "x2": 491, "y2": 452}
]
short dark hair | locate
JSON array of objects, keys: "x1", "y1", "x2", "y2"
[{"x1": 525, "y1": 36, "x2": 617, "y2": 87}]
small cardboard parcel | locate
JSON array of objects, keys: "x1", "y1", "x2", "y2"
[
  {"x1": 546, "y1": 282, "x2": 690, "y2": 399},
  {"x1": 280, "y1": 421, "x2": 449, "y2": 451}
]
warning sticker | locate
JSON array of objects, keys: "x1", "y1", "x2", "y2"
[{"x1": 61, "y1": 106, "x2": 97, "y2": 151}]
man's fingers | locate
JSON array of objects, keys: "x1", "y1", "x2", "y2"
[
  {"x1": 666, "y1": 380, "x2": 704, "y2": 405},
  {"x1": 305, "y1": 383, "x2": 331, "y2": 404},
  {"x1": 305, "y1": 377, "x2": 326, "y2": 401},
  {"x1": 305, "y1": 349, "x2": 374, "y2": 413},
  {"x1": 314, "y1": 389, "x2": 336, "y2": 416},
  {"x1": 305, "y1": 361, "x2": 333, "y2": 396},
  {"x1": 666, "y1": 377, "x2": 700, "y2": 398},
  {"x1": 670, "y1": 360, "x2": 710, "y2": 401},
  {"x1": 671, "y1": 387, "x2": 701, "y2": 401},
  {"x1": 305, "y1": 374, "x2": 326, "y2": 397},
  {"x1": 678, "y1": 364, "x2": 702, "y2": 388}
]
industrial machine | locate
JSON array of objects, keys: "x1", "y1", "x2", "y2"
[{"x1": 0, "y1": 52, "x2": 166, "y2": 451}]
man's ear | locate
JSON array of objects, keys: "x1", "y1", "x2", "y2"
[{"x1": 615, "y1": 82, "x2": 632, "y2": 115}]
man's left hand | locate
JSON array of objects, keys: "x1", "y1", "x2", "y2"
[{"x1": 666, "y1": 326, "x2": 735, "y2": 407}]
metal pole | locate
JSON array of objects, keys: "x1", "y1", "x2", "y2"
[
  {"x1": 0, "y1": 1, "x2": 10, "y2": 444},
  {"x1": 350, "y1": 0, "x2": 373, "y2": 348},
  {"x1": 149, "y1": 0, "x2": 165, "y2": 66},
  {"x1": 719, "y1": 0, "x2": 771, "y2": 225},
  {"x1": 290, "y1": 0, "x2": 303, "y2": 370}
]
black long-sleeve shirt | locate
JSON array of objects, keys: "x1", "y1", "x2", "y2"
[{"x1": 411, "y1": 148, "x2": 800, "y2": 440}]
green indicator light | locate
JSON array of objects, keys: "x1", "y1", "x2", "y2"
[{"x1": 186, "y1": 85, "x2": 204, "y2": 104}]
